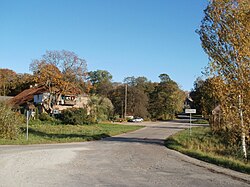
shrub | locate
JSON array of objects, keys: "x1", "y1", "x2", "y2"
[
  {"x1": 0, "y1": 102, "x2": 22, "y2": 139},
  {"x1": 39, "y1": 112, "x2": 54, "y2": 121},
  {"x1": 60, "y1": 108, "x2": 91, "y2": 125}
]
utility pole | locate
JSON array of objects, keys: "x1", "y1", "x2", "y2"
[
  {"x1": 124, "y1": 84, "x2": 127, "y2": 120},
  {"x1": 121, "y1": 102, "x2": 124, "y2": 119}
]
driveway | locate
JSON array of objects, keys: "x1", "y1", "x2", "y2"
[{"x1": 0, "y1": 121, "x2": 249, "y2": 187}]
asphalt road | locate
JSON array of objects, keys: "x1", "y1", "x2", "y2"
[{"x1": 0, "y1": 121, "x2": 249, "y2": 187}]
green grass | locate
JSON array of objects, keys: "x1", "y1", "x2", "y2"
[
  {"x1": 192, "y1": 119, "x2": 209, "y2": 124},
  {"x1": 165, "y1": 127, "x2": 250, "y2": 174},
  {"x1": 0, "y1": 121, "x2": 143, "y2": 145}
]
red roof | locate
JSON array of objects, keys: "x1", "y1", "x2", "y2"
[{"x1": 8, "y1": 86, "x2": 47, "y2": 107}]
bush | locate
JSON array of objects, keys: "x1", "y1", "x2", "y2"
[
  {"x1": 39, "y1": 113, "x2": 54, "y2": 121},
  {"x1": 0, "y1": 102, "x2": 22, "y2": 139},
  {"x1": 60, "y1": 108, "x2": 91, "y2": 125}
]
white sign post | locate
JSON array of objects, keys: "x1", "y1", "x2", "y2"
[{"x1": 185, "y1": 109, "x2": 196, "y2": 136}]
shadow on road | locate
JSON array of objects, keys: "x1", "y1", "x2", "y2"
[
  {"x1": 103, "y1": 137, "x2": 164, "y2": 146},
  {"x1": 149, "y1": 126, "x2": 187, "y2": 130}
]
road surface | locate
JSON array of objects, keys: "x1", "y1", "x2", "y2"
[{"x1": 0, "y1": 121, "x2": 249, "y2": 187}]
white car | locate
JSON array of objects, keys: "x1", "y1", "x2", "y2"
[{"x1": 129, "y1": 117, "x2": 143, "y2": 122}]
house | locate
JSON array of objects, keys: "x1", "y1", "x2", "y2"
[
  {"x1": 8, "y1": 85, "x2": 89, "y2": 114},
  {"x1": 184, "y1": 91, "x2": 194, "y2": 109},
  {"x1": 51, "y1": 94, "x2": 89, "y2": 114},
  {"x1": 8, "y1": 86, "x2": 47, "y2": 113}
]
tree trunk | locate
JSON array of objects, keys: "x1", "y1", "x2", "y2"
[{"x1": 239, "y1": 95, "x2": 247, "y2": 160}]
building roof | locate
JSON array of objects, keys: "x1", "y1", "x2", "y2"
[{"x1": 8, "y1": 86, "x2": 47, "y2": 107}]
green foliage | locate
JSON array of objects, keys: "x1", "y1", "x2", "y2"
[
  {"x1": 126, "y1": 86, "x2": 149, "y2": 118},
  {"x1": 108, "y1": 85, "x2": 124, "y2": 118},
  {"x1": 88, "y1": 96, "x2": 114, "y2": 122},
  {"x1": 108, "y1": 83, "x2": 149, "y2": 119},
  {"x1": 0, "y1": 102, "x2": 22, "y2": 139},
  {"x1": 60, "y1": 108, "x2": 91, "y2": 125},
  {"x1": 87, "y1": 70, "x2": 113, "y2": 96},
  {"x1": 149, "y1": 74, "x2": 185, "y2": 120},
  {"x1": 190, "y1": 77, "x2": 218, "y2": 118},
  {"x1": 165, "y1": 127, "x2": 250, "y2": 174},
  {"x1": 39, "y1": 113, "x2": 54, "y2": 122}
]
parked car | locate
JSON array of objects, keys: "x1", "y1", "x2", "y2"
[{"x1": 128, "y1": 117, "x2": 143, "y2": 123}]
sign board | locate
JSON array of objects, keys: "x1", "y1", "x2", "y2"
[{"x1": 185, "y1": 109, "x2": 196, "y2": 114}]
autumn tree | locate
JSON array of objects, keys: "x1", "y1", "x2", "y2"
[
  {"x1": 30, "y1": 50, "x2": 88, "y2": 112},
  {"x1": 9, "y1": 73, "x2": 35, "y2": 96},
  {"x1": 0, "y1": 69, "x2": 35, "y2": 96},
  {"x1": 0, "y1": 69, "x2": 17, "y2": 96},
  {"x1": 197, "y1": 0, "x2": 250, "y2": 159},
  {"x1": 32, "y1": 63, "x2": 63, "y2": 111},
  {"x1": 30, "y1": 50, "x2": 87, "y2": 93}
]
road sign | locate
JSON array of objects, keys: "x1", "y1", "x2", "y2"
[
  {"x1": 185, "y1": 109, "x2": 196, "y2": 114},
  {"x1": 185, "y1": 109, "x2": 196, "y2": 136}
]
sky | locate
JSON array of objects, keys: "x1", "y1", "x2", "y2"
[{"x1": 0, "y1": 0, "x2": 209, "y2": 91}]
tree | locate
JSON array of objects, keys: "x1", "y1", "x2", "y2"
[
  {"x1": 33, "y1": 63, "x2": 64, "y2": 112},
  {"x1": 87, "y1": 70, "x2": 113, "y2": 96},
  {"x1": 9, "y1": 73, "x2": 35, "y2": 96},
  {"x1": 108, "y1": 85, "x2": 124, "y2": 118},
  {"x1": 30, "y1": 50, "x2": 88, "y2": 112},
  {"x1": 149, "y1": 74, "x2": 185, "y2": 120},
  {"x1": 123, "y1": 76, "x2": 150, "y2": 118},
  {"x1": 190, "y1": 77, "x2": 218, "y2": 118},
  {"x1": 30, "y1": 50, "x2": 87, "y2": 94},
  {"x1": 126, "y1": 86, "x2": 149, "y2": 118},
  {"x1": 88, "y1": 95, "x2": 114, "y2": 122},
  {"x1": 159, "y1": 73, "x2": 171, "y2": 83},
  {"x1": 108, "y1": 82, "x2": 149, "y2": 119},
  {"x1": 0, "y1": 69, "x2": 17, "y2": 96},
  {"x1": 124, "y1": 76, "x2": 154, "y2": 94},
  {"x1": 197, "y1": 0, "x2": 250, "y2": 159},
  {"x1": 0, "y1": 70, "x2": 35, "y2": 96}
]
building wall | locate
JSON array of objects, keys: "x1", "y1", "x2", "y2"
[{"x1": 53, "y1": 95, "x2": 90, "y2": 113}]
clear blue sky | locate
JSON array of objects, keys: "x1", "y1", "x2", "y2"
[{"x1": 0, "y1": 0, "x2": 209, "y2": 91}]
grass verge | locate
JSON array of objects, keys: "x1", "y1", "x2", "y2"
[
  {"x1": 191, "y1": 119, "x2": 209, "y2": 124},
  {"x1": 165, "y1": 127, "x2": 250, "y2": 174},
  {"x1": 0, "y1": 122, "x2": 143, "y2": 145}
]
